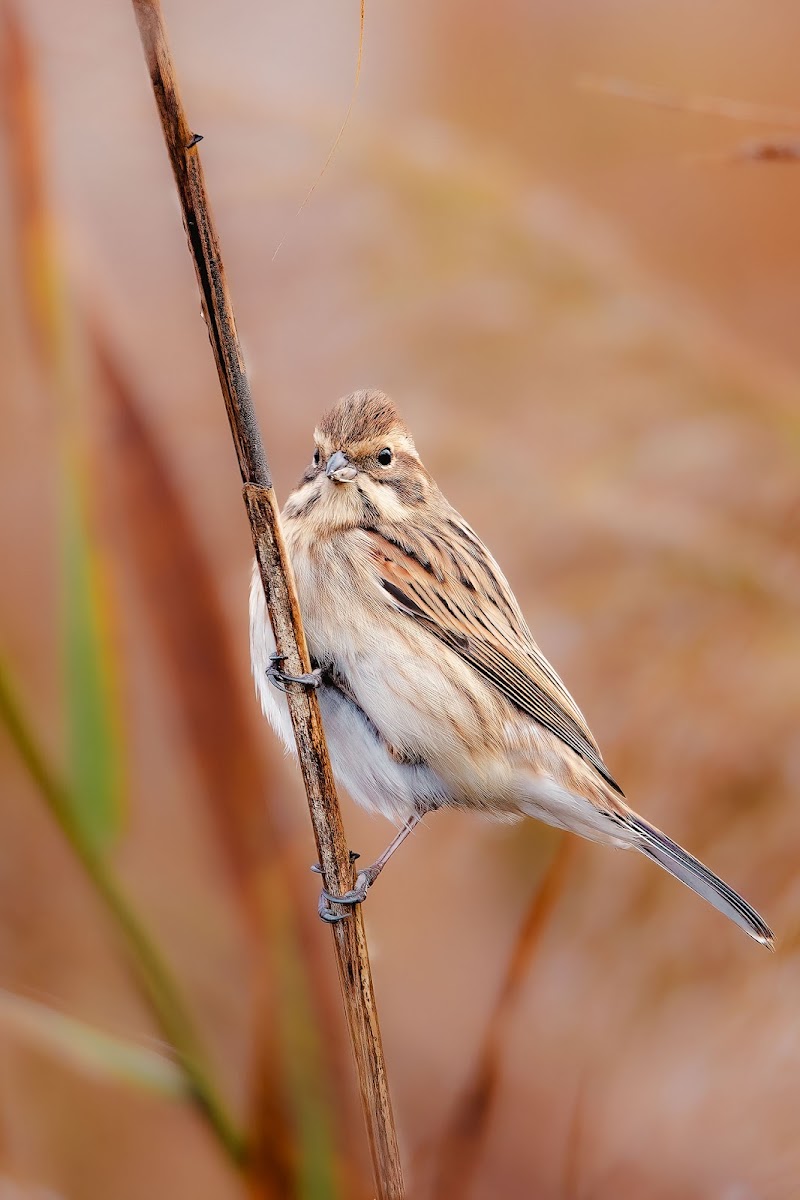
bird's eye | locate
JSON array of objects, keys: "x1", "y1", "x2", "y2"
[
  {"x1": 313, "y1": 448, "x2": 320, "y2": 465},
  {"x1": 377, "y1": 448, "x2": 393, "y2": 467}
]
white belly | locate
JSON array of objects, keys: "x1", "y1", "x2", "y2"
[{"x1": 249, "y1": 565, "x2": 451, "y2": 823}]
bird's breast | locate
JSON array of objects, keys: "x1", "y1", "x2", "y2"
[{"x1": 284, "y1": 524, "x2": 510, "y2": 785}]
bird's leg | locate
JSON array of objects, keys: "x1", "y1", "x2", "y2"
[
  {"x1": 318, "y1": 815, "x2": 421, "y2": 918},
  {"x1": 266, "y1": 652, "x2": 323, "y2": 693}
]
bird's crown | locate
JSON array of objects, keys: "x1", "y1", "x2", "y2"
[{"x1": 317, "y1": 389, "x2": 410, "y2": 450}]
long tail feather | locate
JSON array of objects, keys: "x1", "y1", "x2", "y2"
[{"x1": 624, "y1": 815, "x2": 774, "y2": 949}]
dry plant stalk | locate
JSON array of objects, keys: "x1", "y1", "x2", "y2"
[{"x1": 129, "y1": 2, "x2": 404, "y2": 1196}]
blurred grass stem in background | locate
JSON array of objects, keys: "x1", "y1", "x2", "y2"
[
  {"x1": 90, "y1": 316, "x2": 349, "y2": 1197},
  {"x1": 0, "y1": 987, "x2": 188, "y2": 1099},
  {"x1": 431, "y1": 839, "x2": 573, "y2": 1199},
  {"x1": 2, "y1": 0, "x2": 124, "y2": 852},
  {"x1": 577, "y1": 76, "x2": 800, "y2": 128},
  {"x1": 578, "y1": 76, "x2": 800, "y2": 166},
  {"x1": 0, "y1": 658, "x2": 245, "y2": 1159},
  {"x1": 129, "y1": 1, "x2": 405, "y2": 1196},
  {"x1": 1, "y1": 0, "x2": 245, "y2": 1166}
]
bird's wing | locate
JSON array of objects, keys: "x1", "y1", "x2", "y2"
[{"x1": 363, "y1": 518, "x2": 623, "y2": 795}]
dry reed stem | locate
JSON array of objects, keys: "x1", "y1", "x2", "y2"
[
  {"x1": 432, "y1": 839, "x2": 573, "y2": 1200},
  {"x1": 129, "y1": 3, "x2": 404, "y2": 1196}
]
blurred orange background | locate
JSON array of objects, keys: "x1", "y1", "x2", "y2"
[{"x1": 1, "y1": 1, "x2": 799, "y2": 1198}]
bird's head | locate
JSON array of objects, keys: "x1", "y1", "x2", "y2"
[{"x1": 284, "y1": 390, "x2": 433, "y2": 531}]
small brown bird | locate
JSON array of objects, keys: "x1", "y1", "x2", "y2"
[{"x1": 250, "y1": 389, "x2": 773, "y2": 947}]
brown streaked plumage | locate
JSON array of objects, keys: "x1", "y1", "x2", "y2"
[{"x1": 250, "y1": 389, "x2": 773, "y2": 946}]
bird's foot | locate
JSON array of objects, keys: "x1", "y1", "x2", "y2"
[
  {"x1": 312, "y1": 852, "x2": 375, "y2": 922},
  {"x1": 318, "y1": 891, "x2": 351, "y2": 923},
  {"x1": 320, "y1": 861, "x2": 384, "y2": 908},
  {"x1": 310, "y1": 816, "x2": 419, "y2": 922},
  {"x1": 266, "y1": 653, "x2": 322, "y2": 693}
]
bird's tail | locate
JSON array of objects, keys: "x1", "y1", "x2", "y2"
[{"x1": 621, "y1": 814, "x2": 774, "y2": 949}]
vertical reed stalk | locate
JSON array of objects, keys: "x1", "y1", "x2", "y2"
[{"x1": 129, "y1": 4, "x2": 405, "y2": 1196}]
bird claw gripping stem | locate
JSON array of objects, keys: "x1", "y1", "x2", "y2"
[
  {"x1": 312, "y1": 851, "x2": 367, "y2": 923},
  {"x1": 266, "y1": 652, "x2": 323, "y2": 693},
  {"x1": 311, "y1": 816, "x2": 421, "y2": 922}
]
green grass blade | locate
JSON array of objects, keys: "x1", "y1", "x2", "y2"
[
  {"x1": 1, "y1": 3, "x2": 124, "y2": 853},
  {"x1": 267, "y1": 882, "x2": 341, "y2": 1200},
  {"x1": 0, "y1": 657, "x2": 245, "y2": 1161},
  {"x1": 61, "y1": 468, "x2": 124, "y2": 849},
  {"x1": 0, "y1": 988, "x2": 187, "y2": 1099}
]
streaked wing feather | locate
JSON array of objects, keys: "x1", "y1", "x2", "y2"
[{"x1": 366, "y1": 522, "x2": 623, "y2": 795}]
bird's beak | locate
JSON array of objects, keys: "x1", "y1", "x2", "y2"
[{"x1": 325, "y1": 450, "x2": 358, "y2": 483}]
